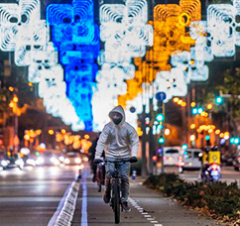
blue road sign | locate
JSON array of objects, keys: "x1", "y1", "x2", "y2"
[{"x1": 156, "y1": 92, "x2": 166, "y2": 101}]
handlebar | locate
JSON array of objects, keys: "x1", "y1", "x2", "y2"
[{"x1": 94, "y1": 158, "x2": 137, "y2": 165}]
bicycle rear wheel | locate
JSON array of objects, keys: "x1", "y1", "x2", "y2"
[{"x1": 113, "y1": 180, "x2": 120, "y2": 224}]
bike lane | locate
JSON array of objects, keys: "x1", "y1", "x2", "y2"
[{"x1": 72, "y1": 169, "x2": 226, "y2": 226}]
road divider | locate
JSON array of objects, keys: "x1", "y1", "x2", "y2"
[{"x1": 47, "y1": 179, "x2": 80, "y2": 226}]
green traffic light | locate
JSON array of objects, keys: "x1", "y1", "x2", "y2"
[
  {"x1": 156, "y1": 113, "x2": 165, "y2": 122},
  {"x1": 158, "y1": 137, "x2": 165, "y2": 144},
  {"x1": 215, "y1": 96, "x2": 223, "y2": 105},
  {"x1": 205, "y1": 135, "x2": 210, "y2": 141}
]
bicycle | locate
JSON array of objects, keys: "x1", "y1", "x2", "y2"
[
  {"x1": 94, "y1": 158, "x2": 135, "y2": 224},
  {"x1": 105, "y1": 159, "x2": 132, "y2": 224},
  {"x1": 96, "y1": 161, "x2": 105, "y2": 192}
]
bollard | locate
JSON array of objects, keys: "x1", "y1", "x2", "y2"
[
  {"x1": 78, "y1": 169, "x2": 82, "y2": 180},
  {"x1": 132, "y1": 169, "x2": 136, "y2": 181}
]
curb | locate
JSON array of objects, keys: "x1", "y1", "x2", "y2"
[{"x1": 47, "y1": 179, "x2": 80, "y2": 226}]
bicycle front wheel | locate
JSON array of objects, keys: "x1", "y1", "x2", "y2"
[{"x1": 113, "y1": 180, "x2": 120, "y2": 224}]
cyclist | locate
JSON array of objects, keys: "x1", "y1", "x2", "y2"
[
  {"x1": 94, "y1": 105, "x2": 139, "y2": 212},
  {"x1": 88, "y1": 132, "x2": 103, "y2": 182}
]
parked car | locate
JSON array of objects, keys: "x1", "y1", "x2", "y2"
[
  {"x1": 181, "y1": 149, "x2": 202, "y2": 171},
  {"x1": 163, "y1": 146, "x2": 183, "y2": 166},
  {"x1": 1, "y1": 154, "x2": 24, "y2": 170}
]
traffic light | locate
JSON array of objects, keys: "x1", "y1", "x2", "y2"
[
  {"x1": 192, "y1": 107, "x2": 198, "y2": 115},
  {"x1": 215, "y1": 96, "x2": 223, "y2": 105},
  {"x1": 181, "y1": 144, "x2": 188, "y2": 150},
  {"x1": 156, "y1": 113, "x2": 165, "y2": 122},
  {"x1": 192, "y1": 107, "x2": 204, "y2": 115},
  {"x1": 205, "y1": 135, "x2": 210, "y2": 141},
  {"x1": 158, "y1": 136, "x2": 165, "y2": 144}
]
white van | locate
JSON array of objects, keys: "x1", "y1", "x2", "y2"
[
  {"x1": 163, "y1": 146, "x2": 183, "y2": 166},
  {"x1": 181, "y1": 148, "x2": 202, "y2": 170}
]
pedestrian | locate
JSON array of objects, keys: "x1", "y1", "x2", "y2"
[{"x1": 94, "y1": 105, "x2": 139, "y2": 212}]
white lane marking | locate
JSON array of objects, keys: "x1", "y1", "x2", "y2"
[
  {"x1": 47, "y1": 183, "x2": 72, "y2": 226},
  {"x1": 129, "y1": 197, "x2": 163, "y2": 225},
  {"x1": 81, "y1": 170, "x2": 88, "y2": 226}
]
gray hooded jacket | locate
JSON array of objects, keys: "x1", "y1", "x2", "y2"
[{"x1": 95, "y1": 105, "x2": 139, "y2": 159}]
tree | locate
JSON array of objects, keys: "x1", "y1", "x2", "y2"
[{"x1": 217, "y1": 68, "x2": 240, "y2": 135}]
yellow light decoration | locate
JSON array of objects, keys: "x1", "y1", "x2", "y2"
[
  {"x1": 24, "y1": 134, "x2": 30, "y2": 140},
  {"x1": 191, "y1": 102, "x2": 196, "y2": 107},
  {"x1": 84, "y1": 134, "x2": 90, "y2": 140},
  {"x1": 9, "y1": 102, "x2": 14, "y2": 108},
  {"x1": 181, "y1": 102, "x2": 187, "y2": 107},
  {"x1": 137, "y1": 127, "x2": 143, "y2": 136},
  {"x1": 178, "y1": 99, "x2": 183, "y2": 105},
  {"x1": 190, "y1": 124, "x2": 196, "y2": 129},
  {"x1": 190, "y1": 134, "x2": 195, "y2": 141},
  {"x1": 9, "y1": 86, "x2": 14, "y2": 92},
  {"x1": 56, "y1": 133, "x2": 63, "y2": 142},
  {"x1": 224, "y1": 132, "x2": 230, "y2": 136},
  {"x1": 48, "y1": 129, "x2": 54, "y2": 135},
  {"x1": 208, "y1": 129, "x2": 213, "y2": 133},
  {"x1": 61, "y1": 129, "x2": 66, "y2": 134},
  {"x1": 173, "y1": 97, "x2": 179, "y2": 102},
  {"x1": 219, "y1": 133, "x2": 224, "y2": 138},
  {"x1": 215, "y1": 129, "x2": 220, "y2": 135},
  {"x1": 207, "y1": 104, "x2": 213, "y2": 110},
  {"x1": 13, "y1": 96, "x2": 18, "y2": 103}
]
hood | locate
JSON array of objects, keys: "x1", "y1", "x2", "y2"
[{"x1": 109, "y1": 105, "x2": 125, "y2": 126}]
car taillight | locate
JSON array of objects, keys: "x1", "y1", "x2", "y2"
[
  {"x1": 178, "y1": 156, "x2": 183, "y2": 161},
  {"x1": 212, "y1": 164, "x2": 217, "y2": 170}
]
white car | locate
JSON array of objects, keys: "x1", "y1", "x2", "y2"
[
  {"x1": 64, "y1": 152, "x2": 82, "y2": 165},
  {"x1": 163, "y1": 146, "x2": 183, "y2": 166},
  {"x1": 181, "y1": 149, "x2": 202, "y2": 170}
]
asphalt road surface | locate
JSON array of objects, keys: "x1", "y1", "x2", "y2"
[{"x1": 0, "y1": 165, "x2": 80, "y2": 226}]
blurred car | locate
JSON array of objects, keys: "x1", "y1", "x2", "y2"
[
  {"x1": 163, "y1": 146, "x2": 183, "y2": 166},
  {"x1": 35, "y1": 152, "x2": 61, "y2": 166},
  {"x1": 22, "y1": 154, "x2": 37, "y2": 167},
  {"x1": 233, "y1": 154, "x2": 240, "y2": 171},
  {"x1": 181, "y1": 149, "x2": 202, "y2": 171},
  {"x1": 64, "y1": 152, "x2": 82, "y2": 165},
  {"x1": 1, "y1": 154, "x2": 24, "y2": 170},
  {"x1": 221, "y1": 153, "x2": 234, "y2": 166}
]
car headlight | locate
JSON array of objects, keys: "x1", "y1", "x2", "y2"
[
  {"x1": 64, "y1": 158, "x2": 70, "y2": 164},
  {"x1": 59, "y1": 156, "x2": 65, "y2": 162},
  {"x1": 50, "y1": 157, "x2": 60, "y2": 165},
  {"x1": 36, "y1": 157, "x2": 44, "y2": 165},
  {"x1": 1, "y1": 160, "x2": 9, "y2": 167},
  {"x1": 75, "y1": 157, "x2": 81, "y2": 164},
  {"x1": 16, "y1": 159, "x2": 24, "y2": 166},
  {"x1": 26, "y1": 159, "x2": 35, "y2": 166}
]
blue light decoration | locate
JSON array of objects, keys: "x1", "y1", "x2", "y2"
[{"x1": 46, "y1": 0, "x2": 100, "y2": 131}]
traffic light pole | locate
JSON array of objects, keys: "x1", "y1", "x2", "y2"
[{"x1": 141, "y1": 105, "x2": 147, "y2": 177}]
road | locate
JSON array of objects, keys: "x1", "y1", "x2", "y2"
[
  {"x1": 164, "y1": 165, "x2": 240, "y2": 185},
  {"x1": 0, "y1": 165, "x2": 80, "y2": 226},
  {"x1": 0, "y1": 164, "x2": 236, "y2": 226}
]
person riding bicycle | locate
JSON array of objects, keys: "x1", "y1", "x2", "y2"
[{"x1": 94, "y1": 105, "x2": 139, "y2": 212}]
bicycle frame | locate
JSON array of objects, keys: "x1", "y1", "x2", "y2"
[{"x1": 106, "y1": 159, "x2": 130, "y2": 224}]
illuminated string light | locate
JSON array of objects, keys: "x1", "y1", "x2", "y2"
[{"x1": 0, "y1": 0, "x2": 41, "y2": 51}]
